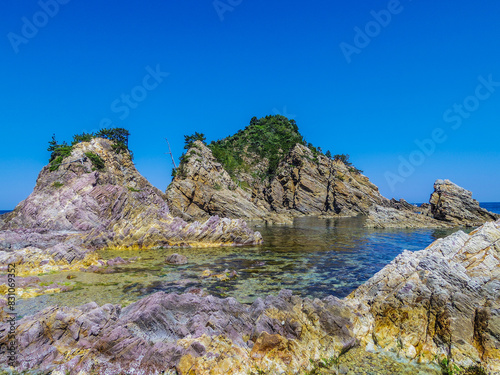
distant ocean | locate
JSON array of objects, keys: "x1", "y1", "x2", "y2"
[
  {"x1": 480, "y1": 202, "x2": 500, "y2": 215},
  {"x1": 0, "y1": 210, "x2": 11, "y2": 215}
]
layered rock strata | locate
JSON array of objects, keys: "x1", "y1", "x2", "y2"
[
  {"x1": 430, "y1": 179, "x2": 499, "y2": 226},
  {"x1": 0, "y1": 138, "x2": 262, "y2": 250},
  {"x1": 167, "y1": 141, "x2": 393, "y2": 223},
  {"x1": 348, "y1": 219, "x2": 500, "y2": 373},
  {"x1": 167, "y1": 141, "x2": 498, "y2": 229}
]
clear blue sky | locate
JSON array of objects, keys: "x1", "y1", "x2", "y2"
[{"x1": 1, "y1": 0, "x2": 499, "y2": 209}]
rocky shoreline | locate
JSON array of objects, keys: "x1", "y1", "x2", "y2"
[{"x1": 1, "y1": 219, "x2": 498, "y2": 374}]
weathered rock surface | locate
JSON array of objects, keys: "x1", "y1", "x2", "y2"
[
  {"x1": 348, "y1": 219, "x2": 500, "y2": 373},
  {"x1": 0, "y1": 138, "x2": 261, "y2": 249},
  {"x1": 4, "y1": 220, "x2": 500, "y2": 374},
  {"x1": 168, "y1": 142, "x2": 498, "y2": 230},
  {"x1": 0, "y1": 244, "x2": 98, "y2": 276},
  {"x1": 365, "y1": 205, "x2": 449, "y2": 229},
  {"x1": 1, "y1": 290, "x2": 356, "y2": 374},
  {"x1": 430, "y1": 179, "x2": 499, "y2": 226},
  {"x1": 167, "y1": 142, "x2": 392, "y2": 223},
  {"x1": 165, "y1": 253, "x2": 188, "y2": 265},
  {"x1": 166, "y1": 141, "x2": 268, "y2": 222}
]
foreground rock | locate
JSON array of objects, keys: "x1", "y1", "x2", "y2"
[
  {"x1": 3, "y1": 220, "x2": 499, "y2": 374},
  {"x1": 0, "y1": 138, "x2": 261, "y2": 250},
  {"x1": 1, "y1": 290, "x2": 357, "y2": 374},
  {"x1": 430, "y1": 179, "x2": 499, "y2": 226},
  {"x1": 348, "y1": 219, "x2": 500, "y2": 373}
]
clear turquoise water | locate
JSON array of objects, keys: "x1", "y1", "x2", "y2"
[
  {"x1": 15, "y1": 216, "x2": 469, "y2": 318},
  {"x1": 9, "y1": 204, "x2": 500, "y2": 317}
]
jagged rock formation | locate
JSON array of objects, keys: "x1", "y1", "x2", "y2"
[
  {"x1": 348, "y1": 219, "x2": 500, "y2": 373},
  {"x1": 167, "y1": 141, "x2": 393, "y2": 223},
  {"x1": 166, "y1": 116, "x2": 499, "y2": 228},
  {"x1": 2, "y1": 290, "x2": 357, "y2": 374},
  {"x1": 0, "y1": 138, "x2": 261, "y2": 250},
  {"x1": 430, "y1": 179, "x2": 499, "y2": 226},
  {"x1": 167, "y1": 140, "x2": 498, "y2": 229},
  {"x1": 4, "y1": 219, "x2": 499, "y2": 374},
  {"x1": 166, "y1": 140, "x2": 269, "y2": 222}
]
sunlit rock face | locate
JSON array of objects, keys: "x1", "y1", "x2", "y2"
[
  {"x1": 0, "y1": 138, "x2": 262, "y2": 249},
  {"x1": 1, "y1": 290, "x2": 357, "y2": 374},
  {"x1": 167, "y1": 141, "x2": 391, "y2": 223},
  {"x1": 430, "y1": 179, "x2": 500, "y2": 226},
  {"x1": 348, "y1": 219, "x2": 500, "y2": 373},
  {"x1": 168, "y1": 142, "x2": 499, "y2": 230}
]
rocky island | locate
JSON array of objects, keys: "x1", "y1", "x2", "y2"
[
  {"x1": 167, "y1": 115, "x2": 498, "y2": 228},
  {"x1": 0, "y1": 121, "x2": 498, "y2": 374}
]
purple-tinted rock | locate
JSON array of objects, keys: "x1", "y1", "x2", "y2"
[{"x1": 165, "y1": 253, "x2": 188, "y2": 265}]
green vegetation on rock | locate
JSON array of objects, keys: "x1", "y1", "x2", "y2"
[
  {"x1": 208, "y1": 115, "x2": 306, "y2": 177},
  {"x1": 85, "y1": 152, "x2": 105, "y2": 170},
  {"x1": 173, "y1": 115, "x2": 364, "y2": 183},
  {"x1": 47, "y1": 128, "x2": 132, "y2": 171}
]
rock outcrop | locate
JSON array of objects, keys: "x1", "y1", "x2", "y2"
[
  {"x1": 430, "y1": 179, "x2": 499, "y2": 226},
  {"x1": 166, "y1": 141, "x2": 268, "y2": 221},
  {"x1": 0, "y1": 138, "x2": 261, "y2": 250},
  {"x1": 348, "y1": 219, "x2": 500, "y2": 373},
  {"x1": 1, "y1": 290, "x2": 357, "y2": 374},
  {"x1": 168, "y1": 141, "x2": 499, "y2": 230},
  {"x1": 167, "y1": 141, "x2": 393, "y2": 223},
  {"x1": 4, "y1": 219, "x2": 500, "y2": 374}
]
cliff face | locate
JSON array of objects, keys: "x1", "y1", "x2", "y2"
[
  {"x1": 167, "y1": 141, "x2": 391, "y2": 222},
  {"x1": 0, "y1": 138, "x2": 261, "y2": 249}
]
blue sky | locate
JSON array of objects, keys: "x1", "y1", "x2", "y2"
[{"x1": 1, "y1": 0, "x2": 499, "y2": 209}]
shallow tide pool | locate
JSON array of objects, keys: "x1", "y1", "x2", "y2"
[{"x1": 17, "y1": 216, "x2": 467, "y2": 317}]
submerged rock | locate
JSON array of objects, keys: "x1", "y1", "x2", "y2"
[{"x1": 165, "y1": 253, "x2": 188, "y2": 265}]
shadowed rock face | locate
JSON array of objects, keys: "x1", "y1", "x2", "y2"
[
  {"x1": 430, "y1": 179, "x2": 499, "y2": 226},
  {"x1": 3, "y1": 220, "x2": 500, "y2": 374},
  {"x1": 0, "y1": 138, "x2": 262, "y2": 250}
]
